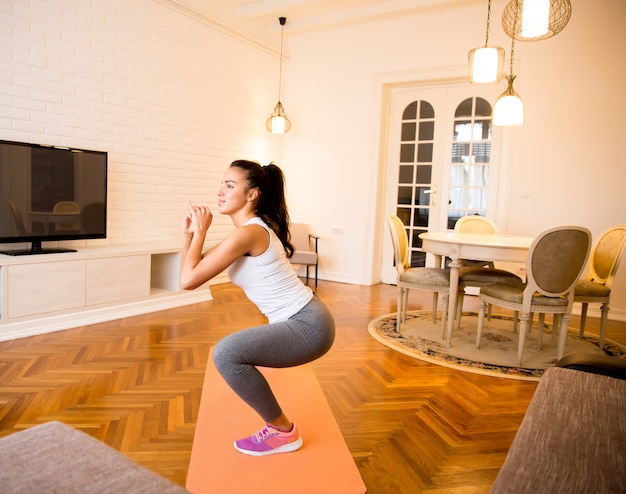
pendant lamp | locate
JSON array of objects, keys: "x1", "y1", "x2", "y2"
[
  {"x1": 468, "y1": 0, "x2": 505, "y2": 83},
  {"x1": 493, "y1": 36, "x2": 524, "y2": 126},
  {"x1": 266, "y1": 17, "x2": 291, "y2": 134},
  {"x1": 502, "y1": 0, "x2": 571, "y2": 42}
]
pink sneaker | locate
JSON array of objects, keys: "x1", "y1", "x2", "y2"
[{"x1": 234, "y1": 423, "x2": 303, "y2": 456}]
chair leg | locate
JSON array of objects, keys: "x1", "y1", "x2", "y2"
[
  {"x1": 518, "y1": 312, "x2": 531, "y2": 366},
  {"x1": 557, "y1": 312, "x2": 570, "y2": 360},
  {"x1": 551, "y1": 314, "x2": 560, "y2": 347},
  {"x1": 512, "y1": 311, "x2": 519, "y2": 334},
  {"x1": 441, "y1": 292, "x2": 449, "y2": 338},
  {"x1": 395, "y1": 287, "x2": 404, "y2": 332},
  {"x1": 456, "y1": 292, "x2": 464, "y2": 331},
  {"x1": 314, "y1": 262, "x2": 318, "y2": 288},
  {"x1": 396, "y1": 287, "x2": 410, "y2": 331},
  {"x1": 537, "y1": 313, "x2": 545, "y2": 350},
  {"x1": 599, "y1": 303, "x2": 609, "y2": 350},
  {"x1": 431, "y1": 292, "x2": 439, "y2": 324},
  {"x1": 579, "y1": 302, "x2": 588, "y2": 339},
  {"x1": 476, "y1": 300, "x2": 487, "y2": 349}
]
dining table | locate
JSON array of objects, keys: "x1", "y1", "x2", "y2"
[
  {"x1": 419, "y1": 231, "x2": 535, "y2": 348},
  {"x1": 29, "y1": 211, "x2": 81, "y2": 234}
]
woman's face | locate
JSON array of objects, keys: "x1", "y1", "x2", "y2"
[{"x1": 217, "y1": 166, "x2": 256, "y2": 215}]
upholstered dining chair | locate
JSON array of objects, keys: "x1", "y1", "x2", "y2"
[
  {"x1": 289, "y1": 222, "x2": 319, "y2": 287},
  {"x1": 451, "y1": 215, "x2": 523, "y2": 336},
  {"x1": 476, "y1": 225, "x2": 591, "y2": 366},
  {"x1": 574, "y1": 224, "x2": 626, "y2": 350},
  {"x1": 9, "y1": 200, "x2": 28, "y2": 235},
  {"x1": 387, "y1": 214, "x2": 464, "y2": 332},
  {"x1": 454, "y1": 215, "x2": 499, "y2": 268},
  {"x1": 52, "y1": 200, "x2": 81, "y2": 232}
]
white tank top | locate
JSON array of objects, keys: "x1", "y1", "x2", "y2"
[{"x1": 227, "y1": 217, "x2": 313, "y2": 323}]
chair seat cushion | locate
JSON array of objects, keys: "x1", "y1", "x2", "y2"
[
  {"x1": 459, "y1": 267, "x2": 523, "y2": 285},
  {"x1": 290, "y1": 251, "x2": 317, "y2": 265},
  {"x1": 574, "y1": 279, "x2": 610, "y2": 298},
  {"x1": 400, "y1": 267, "x2": 450, "y2": 286},
  {"x1": 481, "y1": 283, "x2": 569, "y2": 307}
]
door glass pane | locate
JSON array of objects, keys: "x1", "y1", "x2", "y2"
[
  {"x1": 403, "y1": 101, "x2": 417, "y2": 119},
  {"x1": 401, "y1": 122, "x2": 416, "y2": 141},
  {"x1": 397, "y1": 186, "x2": 412, "y2": 204},
  {"x1": 417, "y1": 143, "x2": 433, "y2": 162},
  {"x1": 400, "y1": 143, "x2": 415, "y2": 162},
  {"x1": 416, "y1": 165, "x2": 431, "y2": 184},
  {"x1": 398, "y1": 165, "x2": 413, "y2": 183},
  {"x1": 418, "y1": 121, "x2": 434, "y2": 140}
]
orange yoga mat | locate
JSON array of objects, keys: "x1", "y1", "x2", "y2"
[{"x1": 186, "y1": 348, "x2": 366, "y2": 494}]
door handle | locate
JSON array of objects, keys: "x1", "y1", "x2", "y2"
[{"x1": 424, "y1": 186, "x2": 437, "y2": 206}]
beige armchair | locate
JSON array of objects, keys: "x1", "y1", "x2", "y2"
[{"x1": 289, "y1": 223, "x2": 319, "y2": 287}]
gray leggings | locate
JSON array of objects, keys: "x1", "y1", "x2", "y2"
[{"x1": 212, "y1": 295, "x2": 335, "y2": 422}]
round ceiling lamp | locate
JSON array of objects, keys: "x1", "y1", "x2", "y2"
[{"x1": 502, "y1": 0, "x2": 572, "y2": 42}]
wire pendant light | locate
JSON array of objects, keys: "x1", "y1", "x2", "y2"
[
  {"x1": 266, "y1": 17, "x2": 291, "y2": 134},
  {"x1": 502, "y1": 0, "x2": 571, "y2": 42},
  {"x1": 468, "y1": 0, "x2": 505, "y2": 83}
]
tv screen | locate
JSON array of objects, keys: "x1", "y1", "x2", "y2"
[{"x1": 0, "y1": 139, "x2": 107, "y2": 255}]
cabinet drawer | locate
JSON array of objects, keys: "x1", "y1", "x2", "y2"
[
  {"x1": 86, "y1": 255, "x2": 150, "y2": 305},
  {"x1": 7, "y1": 261, "x2": 86, "y2": 318}
]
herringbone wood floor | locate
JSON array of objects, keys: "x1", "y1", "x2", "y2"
[{"x1": 1, "y1": 281, "x2": 624, "y2": 493}]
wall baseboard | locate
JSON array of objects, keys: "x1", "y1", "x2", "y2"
[{"x1": 0, "y1": 289, "x2": 213, "y2": 343}]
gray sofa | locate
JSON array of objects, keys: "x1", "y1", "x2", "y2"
[
  {"x1": 490, "y1": 354, "x2": 626, "y2": 493},
  {"x1": 0, "y1": 421, "x2": 189, "y2": 493}
]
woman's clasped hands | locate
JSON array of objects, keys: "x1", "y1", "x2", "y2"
[{"x1": 184, "y1": 200, "x2": 213, "y2": 235}]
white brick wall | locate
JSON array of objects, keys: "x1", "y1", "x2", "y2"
[{"x1": 0, "y1": 0, "x2": 282, "y2": 251}]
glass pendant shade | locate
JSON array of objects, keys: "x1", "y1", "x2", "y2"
[
  {"x1": 468, "y1": 46, "x2": 505, "y2": 83},
  {"x1": 493, "y1": 75, "x2": 525, "y2": 126},
  {"x1": 265, "y1": 101, "x2": 291, "y2": 134},
  {"x1": 502, "y1": 0, "x2": 571, "y2": 41}
]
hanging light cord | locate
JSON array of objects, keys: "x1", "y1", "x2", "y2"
[
  {"x1": 277, "y1": 17, "x2": 286, "y2": 102},
  {"x1": 484, "y1": 0, "x2": 493, "y2": 46},
  {"x1": 509, "y1": 0, "x2": 519, "y2": 75},
  {"x1": 509, "y1": 36, "x2": 515, "y2": 75}
]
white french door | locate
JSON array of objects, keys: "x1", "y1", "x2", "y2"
[{"x1": 381, "y1": 82, "x2": 507, "y2": 284}]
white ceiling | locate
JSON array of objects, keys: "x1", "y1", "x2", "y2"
[{"x1": 167, "y1": 0, "x2": 484, "y2": 50}]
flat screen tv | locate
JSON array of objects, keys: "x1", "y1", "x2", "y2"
[{"x1": 0, "y1": 139, "x2": 107, "y2": 255}]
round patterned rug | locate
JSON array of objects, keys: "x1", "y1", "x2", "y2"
[{"x1": 368, "y1": 311, "x2": 626, "y2": 381}]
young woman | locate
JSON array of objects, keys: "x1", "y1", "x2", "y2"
[{"x1": 180, "y1": 159, "x2": 335, "y2": 457}]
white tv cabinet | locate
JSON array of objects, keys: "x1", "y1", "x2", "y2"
[{"x1": 0, "y1": 244, "x2": 213, "y2": 342}]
